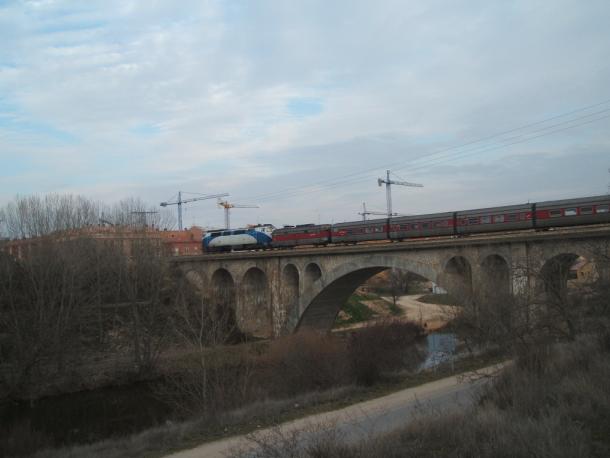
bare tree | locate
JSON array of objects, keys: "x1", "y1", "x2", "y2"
[
  {"x1": 389, "y1": 268, "x2": 410, "y2": 308},
  {"x1": 451, "y1": 240, "x2": 610, "y2": 363},
  {"x1": 0, "y1": 194, "x2": 101, "y2": 239},
  {"x1": 0, "y1": 194, "x2": 177, "y2": 398},
  {"x1": 157, "y1": 274, "x2": 253, "y2": 416},
  {"x1": 104, "y1": 197, "x2": 176, "y2": 230}
]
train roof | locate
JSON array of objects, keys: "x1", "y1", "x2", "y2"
[
  {"x1": 535, "y1": 194, "x2": 609, "y2": 208},
  {"x1": 455, "y1": 203, "x2": 531, "y2": 215},
  {"x1": 273, "y1": 224, "x2": 331, "y2": 233},
  {"x1": 390, "y1": 211, "x2": 454, "y2": 222},
  {"x1": 333, "y1": 217, "x2": 387, "y2": 228}
]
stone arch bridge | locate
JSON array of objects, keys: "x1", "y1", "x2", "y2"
[{"x1": 172, "y1": 226, "x2": 610, "y2": 338}]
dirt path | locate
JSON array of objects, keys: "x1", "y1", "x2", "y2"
[
  {"x1": 164, "y1": 363, "x2": 504, "y2": 458},
  {"x1": 389, "y1": 294, "x2": 459, "y2": 331},
  {"x1": 333, "y1": 294, "x2": 458, "y2": 333}
]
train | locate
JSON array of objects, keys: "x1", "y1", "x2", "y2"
[
  {"x1": 203, "y1": 224, "x2": 275, "y2": 252},
  {"x1": 202, "y1": 195, "x2": 610, "y2": 253}
]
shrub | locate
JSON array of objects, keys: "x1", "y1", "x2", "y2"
[
  {"x1": 347, "y1": 320, "x2": 424, "y2": 386},
  {"x1": 256, "y1": 331, "x2": 349, "y2": 397}
]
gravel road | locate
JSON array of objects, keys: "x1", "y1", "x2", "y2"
[{"x1": 165, "y1": 364, "x2": 503, "y2": 458}]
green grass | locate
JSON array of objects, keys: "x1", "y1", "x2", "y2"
[
  {"x1": 335, "y1": 292, "x2": 407, "y2": 327},
  {"x1": 384, "y1": 298, "x2": 404, "y2": 316},
  {"x1": 335, "y1": 293, "x2": 377, "y2": 325}
]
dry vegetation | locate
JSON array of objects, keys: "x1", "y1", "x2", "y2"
[
  {"x1": 4, "y1": 194, "x2": 609, "y2": 458},
  {"x1": 0, "y1": 195, "x2": 180, "y2": 401},
  {"x1": 4, "y1": 322, "x2": 426, "y2": 458},
  {"x1": 233, "y1": 261, "x2": 610, "y2": 458},
  {"x1": 233, "y1": 332, "x2": 610, "y2": 458}
]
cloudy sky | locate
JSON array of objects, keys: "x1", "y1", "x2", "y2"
[{"x1": 1, "y1": 0, "x2": 609, "y2": 229}]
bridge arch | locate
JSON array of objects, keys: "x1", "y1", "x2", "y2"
[
  {"x1": 480, "y1": 254, "x2": 510, "y2": 300},
  {"x1": 210, "y1": 268, "x2": 235, "y2": 310},
  {"x1": 304, "y1": 262, "x2": 322, "y2": 288},
  {"x1": 440, "y1": 255, "x2": 473, "y2": 302},
  {"x1": 538, "y1": 252, "x2": 597, "y2": 302},
  {"x1": 297, "y1": 254, "x2": 438, "y2": 332},
  {"x1": 238, "y1": 267, "x2": 272, "y2": 338}
]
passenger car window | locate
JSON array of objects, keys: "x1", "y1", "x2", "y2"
[
  {"x1": 507, "y1": 214, "x2": 518, "y2": 222},
  {"x1": 480, "y1": 216, "x2": 491, "y2": 224},
  {"x1": 580, "y1": 206, "x2": 593, "y2": 215},
  {"x1": 597, "y1": 205, "x2": 609, "y2": 213},
  {"x1": 549, "y1": 210, "x2": 562, "y2": 218},
  {"x1": 493, "y1": 215, "x2": 504, "y2": 223},
  {"x1": 564, "y1": 208, "x2": 577, "y2": 216},
  {"x1": 468, "y1": 217, "x2": 478, "y2": 225}
]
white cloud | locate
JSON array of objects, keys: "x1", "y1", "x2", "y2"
[{"x1": 1, "y1": 0, "x2": 610, "y2": 228}]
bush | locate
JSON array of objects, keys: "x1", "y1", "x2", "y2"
[
  {"x1": 256, "y1": 331, "x2": 349, "y2": 397},
  {"x1": 347, "y1": 320, "x2": 424, "y2": 386},
  {"x1": 236, "y1": 332, "x2": 610, "y2": 458}
]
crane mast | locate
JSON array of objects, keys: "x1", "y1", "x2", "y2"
[
  {"x1": 160, "y1": 191, "x2": 229, "y2": 230},
  {"x1": 217, "y1": 199, "x2": 259, "y2": 229},
  {"x1": 377, "y1": 170, "x2": 423, "y2": 217}
]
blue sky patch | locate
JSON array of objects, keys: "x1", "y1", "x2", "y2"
[
  {"x1": 0, "y1": 108, "x2": 78, "y2": 145},
  {"x1": 287, "y1": 97, "x2": 324, "y2": 118},
  {"x1": 131, "y1": 123, "x2": 161, "y2": 136}
]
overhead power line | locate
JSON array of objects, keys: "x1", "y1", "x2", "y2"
[{"x1": 235, "y1": 100, "x2": 610, "y2": 204}]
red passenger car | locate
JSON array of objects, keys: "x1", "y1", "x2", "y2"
[{"x1": 271, "y1": 224, "x2": 331, "y2": 247}]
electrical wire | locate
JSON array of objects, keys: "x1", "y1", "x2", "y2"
[{"x1": 234, "y1": 101, "x2": 610, "y2": 203}]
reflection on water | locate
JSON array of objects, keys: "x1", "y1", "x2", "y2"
[
  {"x1": 0, "y1": 381, "x2": 173, "y2": 452},
  {"x1": 419, "y1": 333, "x2": 457, "y2": 370}
]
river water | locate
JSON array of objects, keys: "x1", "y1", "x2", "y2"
[
  {"x1": 1, "y1": 332, "x2": 456, "y2": 455},
  {"x1": 419, "y1": 332, "x2": 458, "y2": 370},
  {"x1": 0, "y1": 381, "x2": 173, "y2": 453}
]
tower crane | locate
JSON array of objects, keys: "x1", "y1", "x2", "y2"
[
  {"x1": 217, "y1": 199, "x2": 259, "y2": 229},
  {"x1": 160, "y1": 191, "x2": 229, "y2": 230},
  {"x1": 377, "y1": 170, "x2": 423, "y2": 218},
  {"x1": 358, "y1": 202, "x2": 407, "y2": 221}
]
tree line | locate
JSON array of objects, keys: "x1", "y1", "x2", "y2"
[{"x1": 0, "y1": 194, "x2": 193, "y2": 400}]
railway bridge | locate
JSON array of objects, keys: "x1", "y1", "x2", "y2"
[{"x1": 172, "y1": 226, "x2": 610, "y2": 337}]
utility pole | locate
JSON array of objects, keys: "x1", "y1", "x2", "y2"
[
  {"x1": 377, "y1": 170, "x2": 423, "y2": 218},
  {"x1": 217, "y1": 199, "x2": 259, "y2": 229},
  {"x1": 160, "y1": 192, "x2": 229, "y2": 230}
]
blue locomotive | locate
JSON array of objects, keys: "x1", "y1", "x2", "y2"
[{"x1": 203, "y1": 224, "x2": 275, "y2": 252}]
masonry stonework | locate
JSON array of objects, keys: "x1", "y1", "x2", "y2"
[{"x1": 175, "y1": 227, "x2": 610, "y2": 337}]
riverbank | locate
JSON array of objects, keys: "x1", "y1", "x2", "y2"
[
  {"x1": 235, "y1": 334, "x2": 610, "y2": 458},
  {"x1": 168, "y1": 361, "x2": 507, "y2": 458},
  {"x1": 26, "y1": 350, "x2": 504, "y2": 458}
]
